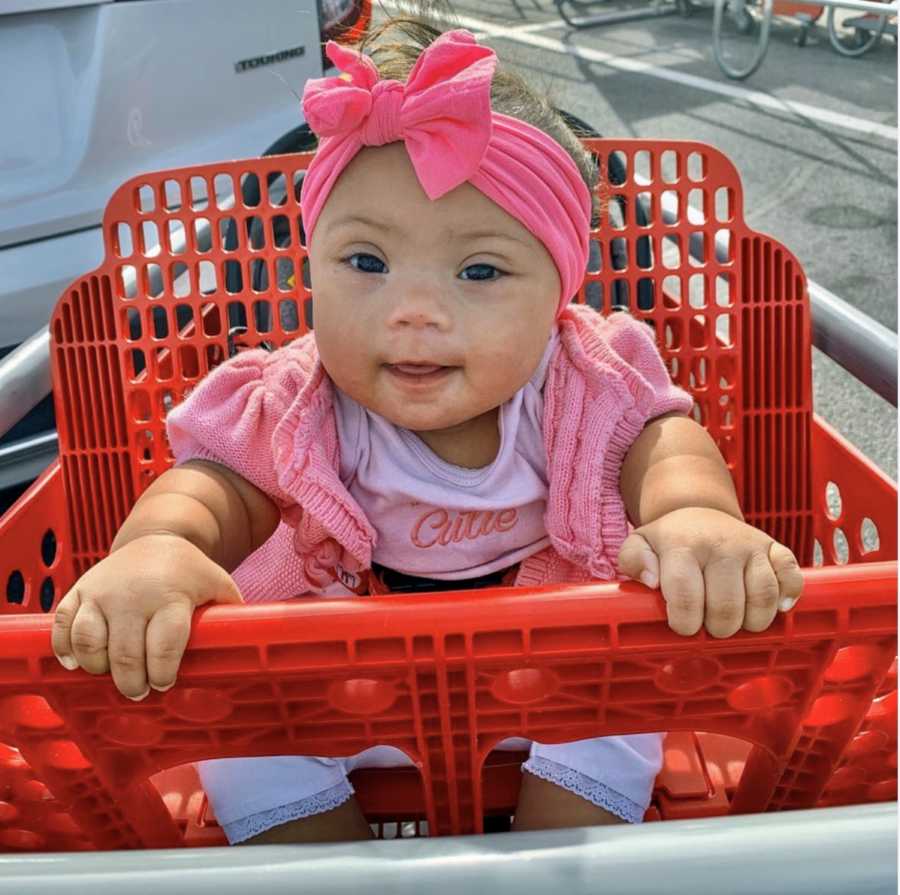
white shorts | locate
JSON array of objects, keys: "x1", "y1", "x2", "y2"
[{"x1": 198, "y1": 734, "x2": 663, "y2": 844}]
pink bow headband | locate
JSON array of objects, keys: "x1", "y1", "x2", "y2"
[{"x1": 299, "y1": 29, "x2": 592, "y2": 318}]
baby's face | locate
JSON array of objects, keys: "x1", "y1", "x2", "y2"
[{"x1": 308, "y1": 143, "x2": 559, "y2": 438}]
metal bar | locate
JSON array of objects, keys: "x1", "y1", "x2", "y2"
[
  {"x1": 774, "y1": 0, "x2": 896, "y2": 13},
  {"x1": 561, "y1": 0, "x2": 622, "y2": 8},
  {"x1": 0, "y1": 431, "x2": 58, "y2": 491},
  {"x1": 0, "y1": 326, "x2": 50, "y2": 441},
  {"x1": 808, "y1": 282, "x2": 898, "y2": 406},
  {"x1": 0, "y1": 804, "x2": 894, "y2": 895}
]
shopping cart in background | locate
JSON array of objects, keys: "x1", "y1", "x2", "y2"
[
  {"x1": 713, "y1": 0, "x2": 897, "y2": 77},
  {"x1": 0, "y1": 138, "x2": 895, "y2": 891},
  {"x1": 555, "y1": 0, "x2": 896, "y2": 78}
]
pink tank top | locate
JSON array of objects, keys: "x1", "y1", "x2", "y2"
[{"x1": 333, "y1": 332, "x2": 559, "y2": 580}]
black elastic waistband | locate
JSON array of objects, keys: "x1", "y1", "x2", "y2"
[{"x1": 371, "y1": 562, "x2": 515, "y2": 594}]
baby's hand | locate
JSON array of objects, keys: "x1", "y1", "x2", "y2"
[
  {"x1": 618, "y1": 507, "x2": 803, "y2": 637},
  {"x1": 51, "y1": 534, "x2": 242, "y2": 700}
]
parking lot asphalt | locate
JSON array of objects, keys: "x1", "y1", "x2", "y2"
[{"x1": 381, "y1": 0, "x2": 897, "y2": 478}]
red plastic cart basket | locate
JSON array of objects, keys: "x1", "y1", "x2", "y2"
[{"x1": 0, "y1": 139, "x2": 895, "y2": 852}]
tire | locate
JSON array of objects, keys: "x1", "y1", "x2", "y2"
[
  {"x1": 713, "y1": 0, "x2": 773, "y2": 79},
  {"x1": 827, "y1": 6, "x2": 887, "y2": 56}
]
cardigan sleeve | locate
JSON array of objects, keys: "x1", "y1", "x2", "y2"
[
  {"x1": 592, "y1": 313, "x2": 694, "y2": 573},
  {"x1": 165, "y1": 339, "x2": 318, "y2": 509},
  {"x1": 544, "y1": 307, "x2": 695, "y2": 580},
  {"x1": 592, "y1": 311, "x2": 694, "y2": 422}
]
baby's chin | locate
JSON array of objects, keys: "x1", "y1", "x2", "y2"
[
  {"x1": 328, "y1": 368, "x2": 499, "y2": 434},
  {"x1": 369, "y1": 390, "x2": 494, "y2": 434},
  {"x1": 372, "y1": 403, "x2": 482, "y2": 435}
]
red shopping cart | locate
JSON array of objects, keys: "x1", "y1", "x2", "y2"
[{"x1": 0, "y1": 139, "x2": 895, "y2": 852}]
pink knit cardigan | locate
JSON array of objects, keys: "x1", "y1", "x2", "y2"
[{"x1": 166, "y1": 304, "x2": 693, "y2": 601}]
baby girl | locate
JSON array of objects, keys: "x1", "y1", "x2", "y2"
[{"x1": 51, "y1": 13, "x2": 802, "y2": 845}]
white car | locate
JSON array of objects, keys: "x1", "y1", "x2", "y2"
[{"x1": 0, "y1": 0, "x2": 370, "y2": 491}]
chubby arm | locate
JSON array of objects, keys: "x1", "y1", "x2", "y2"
[
  {"x1": 620, "y1": 412, "x2": 742, "y2": 526},
  {"x1": 617, "y1": 413, "x2": 803, "y2": 638},
  {"x1": 112, "y1": 459, "x2": 281, "y2": 569}
]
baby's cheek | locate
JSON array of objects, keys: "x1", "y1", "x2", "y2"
[
  {"x1": 315, "y1": 317, "x2": 373, "y2": 390},
  {"x1": 469, "y1": 345, "x2": 539, "y2": 407}
]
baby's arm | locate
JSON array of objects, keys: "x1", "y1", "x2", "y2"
[
  {"x1": 618, "y1": 413, "x2": 803, "y2": 637},
  {"x1": 51, "y1": 460, "x2": 280, "y2": 699}
]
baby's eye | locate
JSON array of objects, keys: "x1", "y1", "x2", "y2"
[
  {"x1": 345, "y1": 253, "x2": 387, "y2": 274},
  {"x1": 459, "y1": 263, "x2": 503, "y2": 281}
]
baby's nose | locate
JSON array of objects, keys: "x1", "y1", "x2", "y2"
[{"x1": 386, "y1": 287, "x2": 452, "y2": 330}]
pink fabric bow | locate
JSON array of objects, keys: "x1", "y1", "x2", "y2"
[
  {"x1": 303, "y1": 30, "x2": 497, "y2": 200},
  {"x1": 299, "y1": 29, "x2": 592, "y2": 317}
]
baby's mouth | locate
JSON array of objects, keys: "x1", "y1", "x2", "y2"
[
  {"x1": 385, "y1": 362, "x2": 456, "y2": 384},
  {"x1": 390, "y1": 363, "x2": 446, "y2": 375}
]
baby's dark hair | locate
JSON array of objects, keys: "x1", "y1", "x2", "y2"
[{"x1": 344, "y1": 1, "x2": 602, "y2": 223}]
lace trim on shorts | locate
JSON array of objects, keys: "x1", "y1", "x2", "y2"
[
  {"x1": 222, "y1": 779, "x2": 354, "y2": 844},
  {"x1": 522, "y1": 756, "x2": 645, "y2": 824}
]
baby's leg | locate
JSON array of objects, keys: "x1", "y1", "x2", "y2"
[
  {"x1": 224, "y1": 745, "x2": 418, "y2": 844},
  {"x1": 512, "y1": 772, "x2": 623, "y2": 831},
  {"x1": 243, "y1": 796, "x2": 373, "y2": 844},
  {"x1": 196, "y1": 755, "x2": 371, "y2": 846},
  {"x1": 511, "y1": 734, "x2": 663, "y2": 831}
]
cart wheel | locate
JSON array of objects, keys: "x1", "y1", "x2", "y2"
[
  {"x1": 713, "y1": 0, "x2": 773, "y2": 78},
  {"x1": 827, "y1": 6, "x2": 888, "y2": 56}
]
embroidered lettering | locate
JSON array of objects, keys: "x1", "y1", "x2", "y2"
[
  {"x1": 412, "y1": 508, "x2": 448, "y2": 548},
  {"x1": 411, "y1": 508, "x2": 519, "y2": 548}
]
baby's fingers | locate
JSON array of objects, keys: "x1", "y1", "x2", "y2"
[
  {"x1": 69, "y1": 600, "x2": 111, "y2": 675},
  {"x1": 106, "y1": 611, "x2": 151, "y2": 701},
  {"x1": 146, "y1": 600, "x2": 193, "y2": 694},
  {"x1": 52, "y1": 589, "x2": 82, "y2": 670},
  {"x1": 703, "y1": 557, "x2": 745, "y2": 638},
  {"x1": 742, "y1": 551, "x2": 780, "y2": 632},
  {"x1": 617, "y1": 533, "x2": 660, "y2": 589},
  {"x1": 770, "y1": 542, "x2": 804, "y2": 611},
  {"x1": 659, "y1": 549, "x2": 705, "y2": 636}
]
